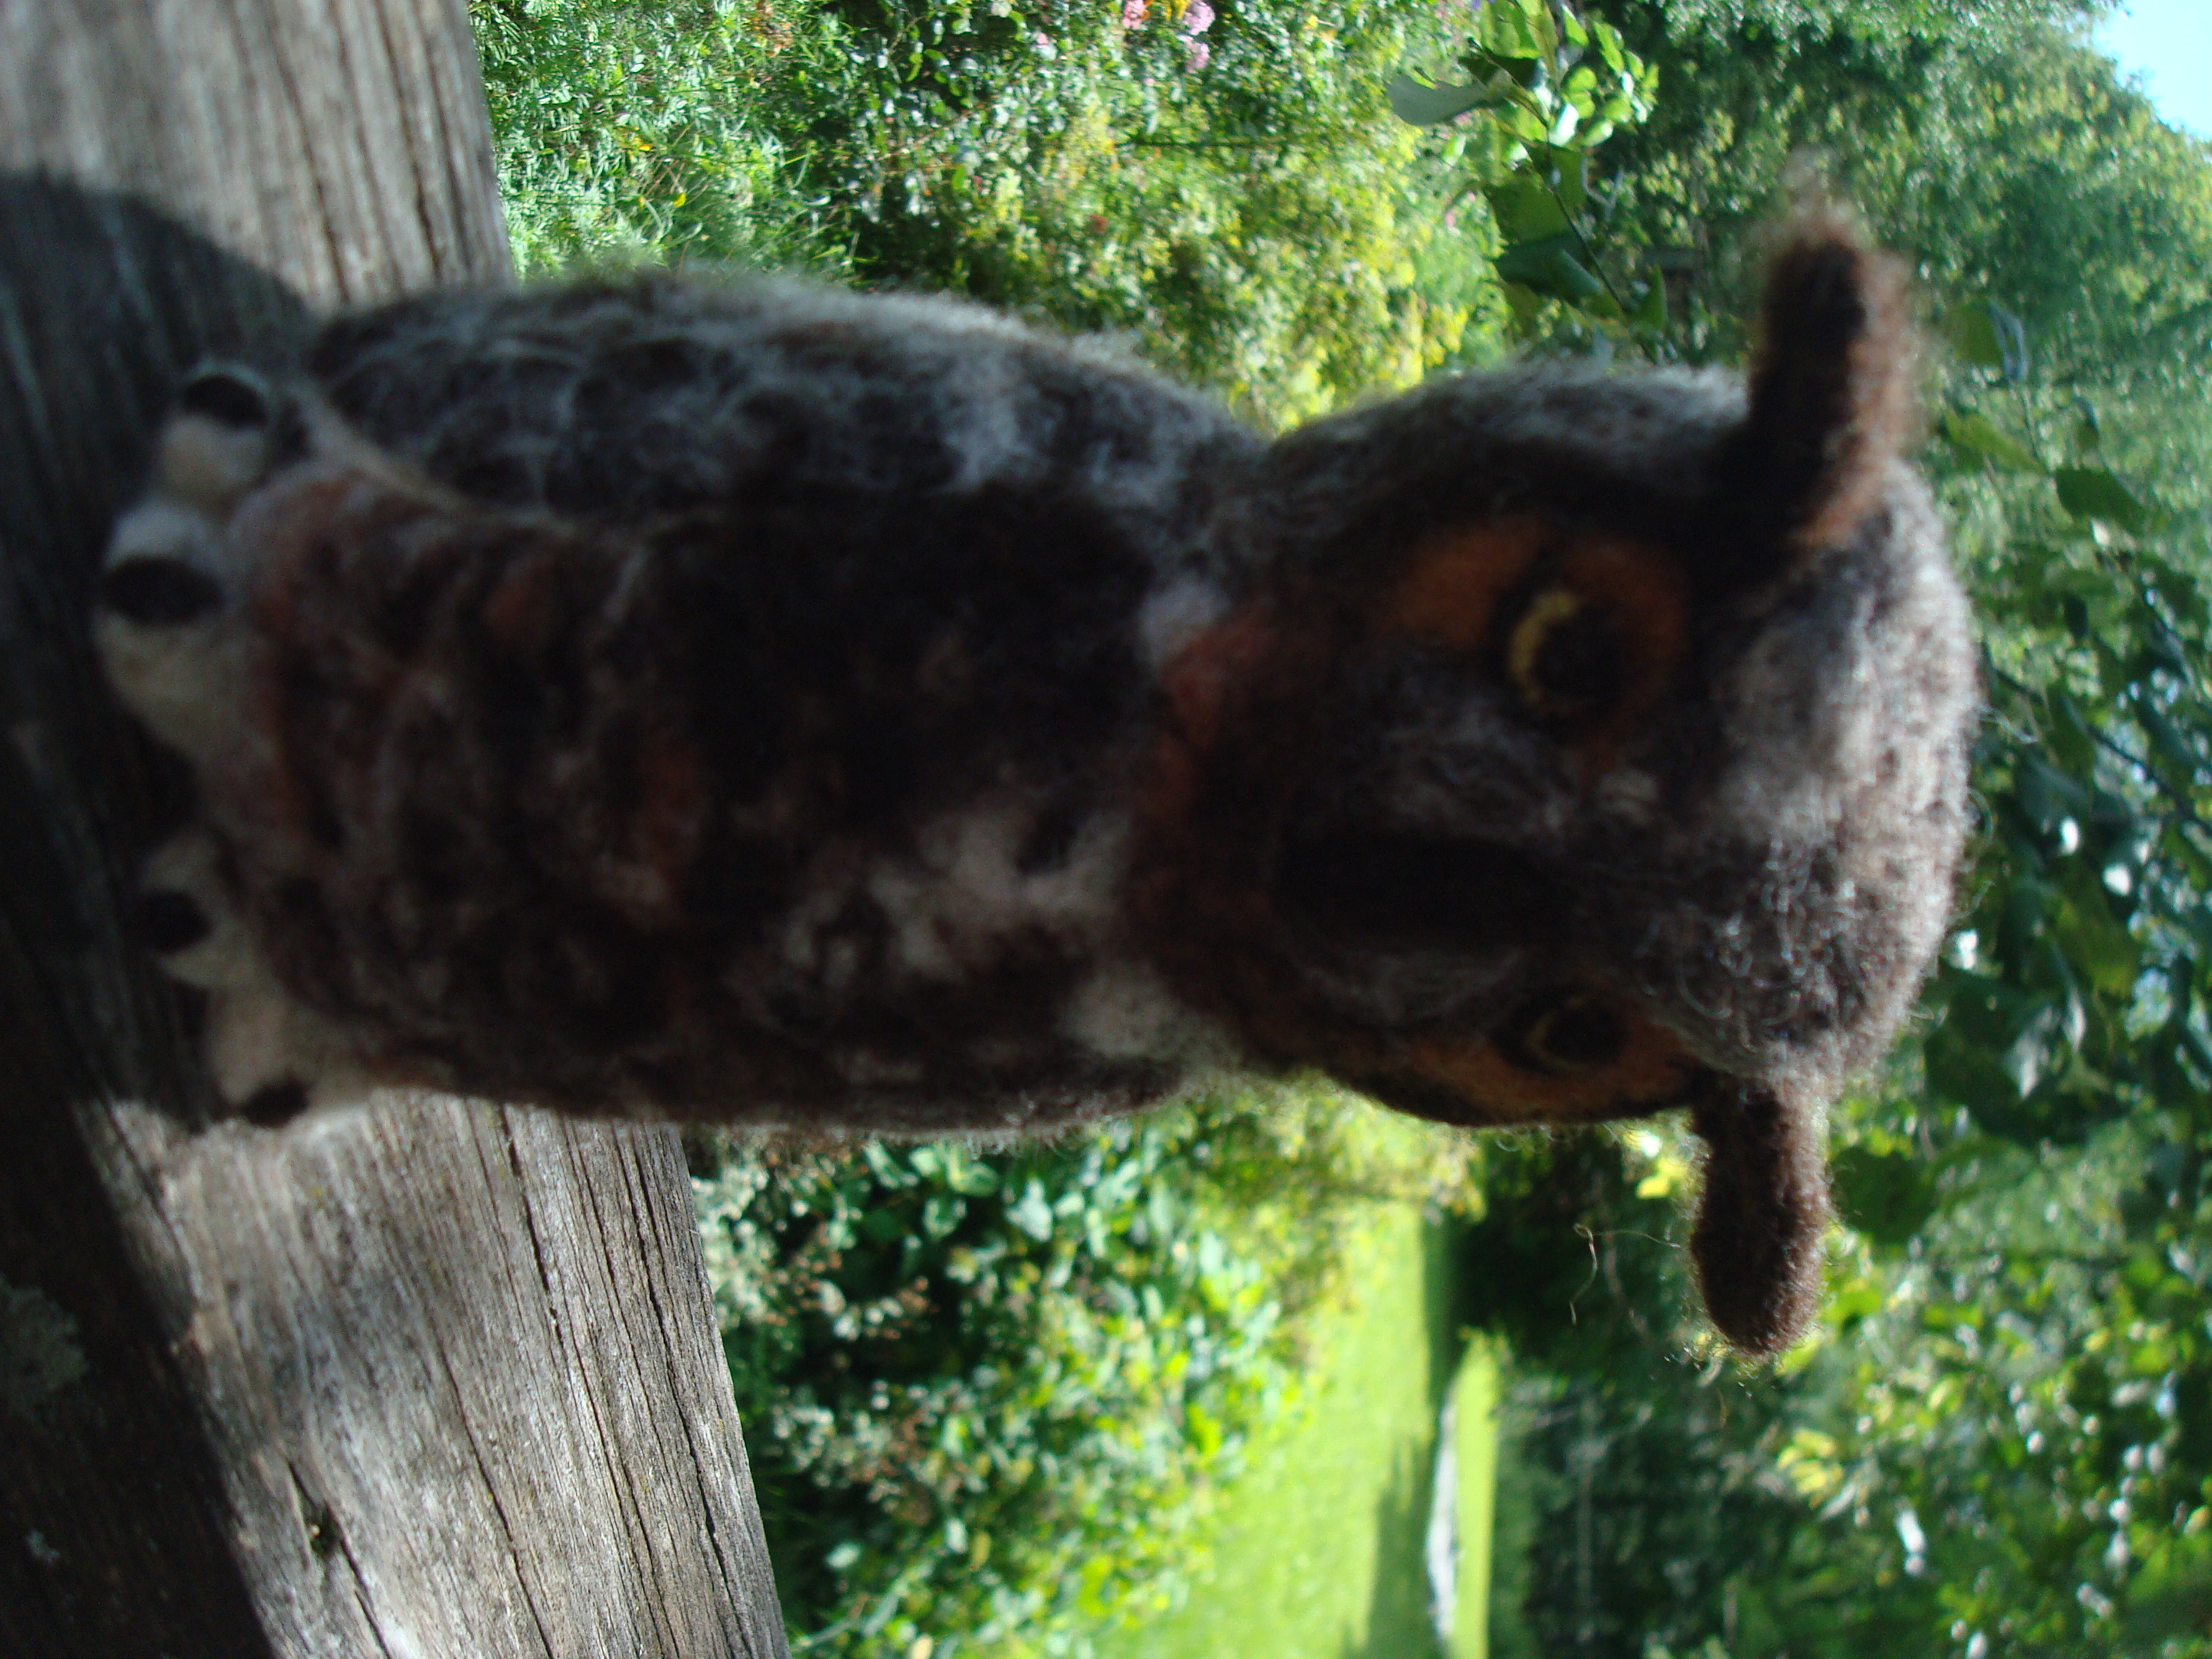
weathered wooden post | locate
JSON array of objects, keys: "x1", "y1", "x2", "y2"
[{"x1": 0, "y1": 4, "x2": 788, "y2": 1654}]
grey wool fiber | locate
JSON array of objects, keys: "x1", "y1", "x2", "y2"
[{"x1": 94, "y1": 207, "x2": 1977, "y2": 1354}]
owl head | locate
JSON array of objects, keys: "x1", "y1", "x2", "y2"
[{"x1": 1136, "y1": 211, "x2": 1977, "y2": 1354}]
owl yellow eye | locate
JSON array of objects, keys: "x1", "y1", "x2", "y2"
[
  {"x1": 1376, "y1": 521, "x2": 1691, "y2": 773},
  {"x1": 1499, "y1": 993, "x2": 1626, "y2": 1075},
  {"x1": 1503, "y1": 585, "x2": 1624, "y2": 723}
]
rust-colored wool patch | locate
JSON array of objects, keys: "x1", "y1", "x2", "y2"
[
  {"x1": 245, "y1": 472, "x2": 425, "y2": 850},
  {"x1": 1153, "y1": 606, "x2": 1280, "y2": 792},
  {"x1": 1403, "y1": 1008, "x2": 1700, "y2": 1125},
  {"x1": 1376, "y1": 519, "x2": 1547, "y2": 651},
  {"x1": 1377, "y1": 522, "x2": 1689, "y2": 773},
  {"x1": 601, "y1": 712, "x2": 708, "y2": 928}
]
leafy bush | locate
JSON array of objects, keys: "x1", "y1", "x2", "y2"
[
  {"x1": 1389, "y1": 0, "x2": 1664, "y2": 355},
  {"x1": 1441, "y1": 9, "x2": 2212, "y2": 1651},
  {"x1": 471, "y1": 0, "x2": 1505, "y2": 419},
  {"x1": 692, "y1": 1089, "x2": 1474, "y2": 1657},
  {"x1": 1467, "y1": 258, "x2": 2212, "y2": 1659},
  {"x1": 1457, "y1": 1130, "x2": 1822, "y2": 1659},
  {"x1": 474, "y1": 0, "x2": 845, "y2": 273}
]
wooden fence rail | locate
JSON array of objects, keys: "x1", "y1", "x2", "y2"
[{"x1": 0, "y1": 6, "x2": 788, "y2": 1654}]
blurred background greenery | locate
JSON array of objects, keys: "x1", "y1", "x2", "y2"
[{"x1": 474, "y1": 1, "x2": 2212, "y2": 1653}]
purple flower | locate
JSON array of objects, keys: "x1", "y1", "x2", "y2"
[
  {"x1": 1123, "y1": 0, "x2": 1147, "y2": 27},
  {"x1": 1186, "y1": 37, "x2": 1210, "y2": 68}
]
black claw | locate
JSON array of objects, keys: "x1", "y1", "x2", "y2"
[
  {"x1": 176, "y1": 366, "x2": 271, "y2": 429},
  {"x1": 132, "y1": 889, "x2": 212, "y2": 954},
  {"x1": 238, "y1": 1079, "x2": 310, "y2": 1125},
  {"x1": 102, "y1": 556, "x2": 224, "y2": 625}
]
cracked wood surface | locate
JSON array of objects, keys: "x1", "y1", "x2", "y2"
[{"x1": 0, "y1": 4, "x2": 788, "y2": 1655}]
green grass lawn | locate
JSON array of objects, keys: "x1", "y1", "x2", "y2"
[
  {"x1": 1089, "y1": 1206, "x2": 1493, "y2": 1659},
  {"x1": 1449, "y1": 1339, "x2": 1499, "y2": 1659}
]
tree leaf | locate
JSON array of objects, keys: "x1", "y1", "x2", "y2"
[
  {"x1": 2054, "y1": 465, "x2": 2147, "y2": 532},
  {"x1": 2136, "y1": 698, "x2": 2200, "y2": 780},
  {"x1": 2073, "y1": 397, "x2": 2103, "y2": 453},
  {"x1": 1941, "y1": 408, "x2": 2043, "y2": 472},
  {"x1": 1486, "y1": 174, "x2": 1570, "y2": 241},
  {"x1": 1385, "y1": 72, "x2": 1505, "y2": 126},
  {"x1": 1532, "y1": 144, "x2": 1588, "y2": 214},
  {"x1": 1477, "y1": 0, "x2": 1547, "y2": 62},
  {"x1": 1943, "y1": 302, "x2": 2005, "y2": 369},
  {"x1": 2014, "y1": 752, "x2": 2090, "y2": 835},
  {"x1": 1591, "y1": 17, "x2": 1625, "y2": 75},
  {"x1": 1832, "y1": 1145, "x2": 1939, "y2": 1246},
  {"x1": 1942, "y1": 298, "x2": 2031, "y2": 380},
  {"x1": 2052, "y1": 868, "x2": 2142, "y2": 997},
  {"x1": 1008, "y1": 1179, "x2": 1054, "y2": 1240},
  {"x1": 1629, "y1": 273, "x2": 1665, "y2": 333},
  {"x1": 1494, "y1": 233, "x2": 1606, "y2": 305}
]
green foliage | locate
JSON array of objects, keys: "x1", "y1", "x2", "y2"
[
  {"x1": 1458, "y1": 1129, "x2": 1700, "y2": 1373},
  {"x1": 1791, "y1": 1120, "x2": 2212, "y2": 1659},
  {"x1": 1583, "y1": 0, "x2": 2212, "y2": 379},
  {"x1": 1461, "y1": 9, "x2": 2212, "y2": 1657},
  {"x1": 1474, "y1": 246, "x2": 2212, "y2": 1659},
  {"x1": 1466, "y1": 1132, "x2": 1848, "y2": 1659},
  {"x1": 1627, "y1": 0, "x2": 2095, "y2": 51},
  {"x1": 472, "y1": 0, "x2": 1503, "y2": 421},
  {"x1": 1917, "y1": 266, "x2": 2212, "y2": 1154},
  {"x1": 692, "y1": 1089, "x2": 1473, "y2": 1657},
  {"x1": 474, "y1": 0, "x2": 845, "y2": 273},
  {"x1": 1788, "y1": 269, "x2": 2212, "y2": 1657},
  {"x1": 1390, "y1": 0, "x2": 1666, "y2": 352}
]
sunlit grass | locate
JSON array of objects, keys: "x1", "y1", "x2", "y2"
[
  {"x1": 1088, "y1": 1205, "x2": 1476, "y2": 1659},
  {"x1": 1449, "y1": 1341, "x2": 1498, "y2": 1659}
]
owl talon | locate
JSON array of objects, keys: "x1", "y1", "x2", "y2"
[
  {"x1": 98, "y1": 372, "x2": 376, "y2": 1123},
  {"x1": 204, "y1": 983, "x2": 367, "y2": 1122},
  {"x1": 155, "y1": 364, "x2": 284, "y2": 513},
  {"x1": 130, "y1": 888, "x2": 212, "y2": 954},
  {"x1": 96, "y1": 374, "x2": 287, "y2": 759},
  {"x1": 238, "y1": 1079, "x2": 312, "y2": 1126},
  {"x1": 101, "y1": 554, "x2": 225, "y2": 625},
  {"x1": 175, "y1": 366, "x2": 274, "y2": 430},
  {"x1": 133, "y1": 835, "x2": 363, "y2": 1118},
  {"x1": 137, "y1": 832, "x2": 253, "y2": 989}
]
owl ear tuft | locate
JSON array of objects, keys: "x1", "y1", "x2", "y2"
[
  {"x1": 1724, "y1": 204, "x2": 1916, "y2": 559},
  {"x1": 1687, "y1": 1079, "x2": 1830, "y2": 1357}
]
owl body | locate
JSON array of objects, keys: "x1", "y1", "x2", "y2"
[
  {"x1": 97, "y1": 216, "x2": 1978, "y2": 1352},
  {"x1": 110, "y1": 280, "x2": 1278, "y2": 1133}
]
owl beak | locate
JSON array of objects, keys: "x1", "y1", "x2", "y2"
[
  {"x1": 1268, "y1": 829, "x2": 1563, "y2": 955},
  {"x1": 1686, "y1": 1074, "x2": 1830, "y2": 1357}
]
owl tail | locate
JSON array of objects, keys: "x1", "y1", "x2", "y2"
[{"x1": 1687, "y1": 1079, "x2": 1830, "y2": 1356}]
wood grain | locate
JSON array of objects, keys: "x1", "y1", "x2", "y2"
[{"x1": 0, "y1": 4, "x2": 789, "y2": 1654}]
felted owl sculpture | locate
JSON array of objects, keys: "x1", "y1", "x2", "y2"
[{"x1": 96, "y1": 208, "x2": 1976, "y2": 1357}]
